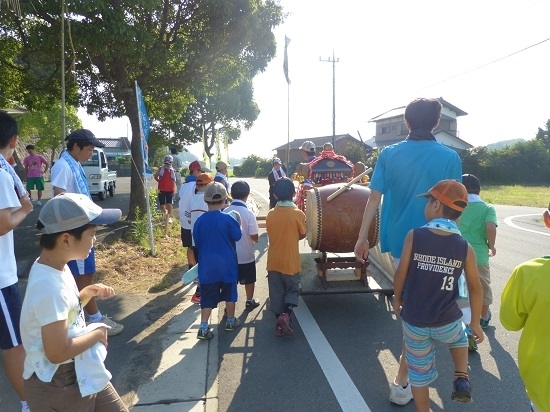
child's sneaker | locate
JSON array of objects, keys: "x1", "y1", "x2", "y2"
[
  {"x1": 389, "y1": 381, "x2": 413, "y2": 405},
  {"x1": 36, "y1": 200, "x2": 42, "y2": 206},
  {"x1": 451, "y1": 377, "x2": 472, "y2": 402},
  {"x1": 465, "y1": 326, "x2": 478, "y2": 351},
  {"x1": 480, "y1": 310, "x2": 491, "y2": 329},
  {"x1": 197, "y1": 327, "x2": 213, "y2": 340},
  {"x1": 225, "y1": 317, "x2": 241, "y2": 331},
  {"x1": 245, "y1": 298, "x2": 260, "y2": 310},
  {"x1": 275, "y1": 323, "x2": 284, "y2": 337},
  {"x1": 191, "y1": 293, "x2": 201, "y2": 304},
  {"x1": 277, "y1": 313, "x2": 294, "y2": 336}
]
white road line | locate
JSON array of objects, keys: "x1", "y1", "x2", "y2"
[
  {"x1": 250, "y1": 188, "x2": 269, "y2": 203},
  {"x1": 294, "y1": 297, "x2": 371, "y2": 412},
  {"x1": 504, "y1": 214, "x2": 550, "y2": 237}
]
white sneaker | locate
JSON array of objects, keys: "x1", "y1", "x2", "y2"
[
  {"x1": 389, "y1": 381, "x2": 413, "y2": 405},
  {"x1": 94, "y1": 315, "x2": 124, "y2": 336},
  {"x1": 36, "y1": 200, "x2": 42, "y2": 205}
]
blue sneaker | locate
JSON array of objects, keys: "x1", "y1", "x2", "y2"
[
  {"x1": 451, "y1": 377, "x2": 472, "y2": 402},
  {"x1": 465, "y1": 326, "x2": 478, "y2": 351},
  {"x1": 480, "y1": 310, "x2": 492, "y2": 329}
]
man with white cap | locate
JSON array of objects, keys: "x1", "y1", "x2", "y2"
[
  {"x1": 50, "y1": 129, "x2": 124, "y2": 336},
  {"x1": 300, "y1": 141, "x2": 317, "y2": 163}
]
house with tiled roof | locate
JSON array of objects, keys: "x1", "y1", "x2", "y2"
[
  {"x1": 98, "y1": 137, "x2": 131, "y2": 160},
  {"x1": 273, "y1": 134, "x2": 372, "y2": 164},
  {"x1": 367, "y1": 97, "x2": 473, "y2": 152}
]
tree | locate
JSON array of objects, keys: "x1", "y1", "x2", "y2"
[
  {"x1": 18, "y1": 104, "x2": 82, "y2": 164},
  {"x1": 535, "y1": 119, "x2": 550, "y2": 148},
  {"x1": 169, "y1": 79, "x2": 260, "y2": 162},
  {"x1": 0, "y1": 0, "x2": 283, "y2": 218}
]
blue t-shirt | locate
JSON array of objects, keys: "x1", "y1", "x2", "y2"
[
  {"x1": 193, "y1": 210, "x2": 242, "y2": 284},
  {"x1": 369, "y1": 139, "x2": 462, "y2": 258}
]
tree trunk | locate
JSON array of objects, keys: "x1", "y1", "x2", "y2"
[{"x1": 126, "y1": 93, "x2": 146, "y2": 221}]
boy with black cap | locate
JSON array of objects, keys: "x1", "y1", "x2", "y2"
[
  {"x1": 224, "y1": 181, "x2": 260, "y2": 309},
  {"x1": 266, "y1": 177, "x2": 306, "y2": 337},
  {"x1": 459, "y1": 174, "x2": 497, "y2": 330},
  {"x1": 50, "y1": 129, "x2": 124, "y2": 336},
  {"x1": 193, "y1": 182, "x2": 242, "y2": 339},
  {"x1": 20, "y1": 193, "x2": 127, "y2": 411},
  {"x1": 392, "y1": 180, "x2": 484, "y2": 411}
]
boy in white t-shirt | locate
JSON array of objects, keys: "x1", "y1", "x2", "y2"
[
  {"x1": 20, "y1": 193, "x2": 127, "y2": 411},
  {"x1": 186, "y1": 172, "x2": 214, "y2": 304},
  {"x1": 224, "y1": 181, "x2": 260, "y2": 309}
]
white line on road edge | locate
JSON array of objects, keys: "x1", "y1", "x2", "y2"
[
  {"x1": 504, "y1": 214, "x2": 550, "y2": 237},
  {"x1": 294, "y1": 297, "x2": 371, "y2": 412}
]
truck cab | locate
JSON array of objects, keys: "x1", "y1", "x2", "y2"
[{"x1": 82, "y1": 148, "x2": 117, "y2": 200}]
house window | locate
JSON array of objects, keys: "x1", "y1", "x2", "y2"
[
  {"x1": 380, "y1": 126, "x2": 390, "y2": 134},
  {"x1": 400, "y1": 123, "x2": 409, "y2": 135}
]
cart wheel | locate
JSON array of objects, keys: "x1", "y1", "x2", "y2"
[{"x1": 108, "y1": 184, "x2": 115, "y2": 197}]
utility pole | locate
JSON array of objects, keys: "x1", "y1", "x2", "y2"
[
  {"x1": 320, "y1": 50, "x2": 339, "y2": 146},
  {"x1": 60, "y1": 0, "x2": 66, "y2": 148}
]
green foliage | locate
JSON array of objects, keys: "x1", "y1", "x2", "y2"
[
  {"x1": 339, "y1": 141, "x2": 370, "y2": 164},
  {"x1": 460, "y1": 119, "x2": 550, "y2": 185},
  {"x1": 18, "y1": 104, "x2": 82, "y2": 152},
  {"x1": 254, "y1": 159, "x2": 272, "y2": 178},
  {"x1": 234, "y1": 154, "x2": 265, "y2": 177},
  {"x1": 0, "y1": 0, "x2": 284, "y2": 219}
]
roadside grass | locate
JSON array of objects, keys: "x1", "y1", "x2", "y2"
[
  {"x1": 482, "y1": 185, "x2": 550, "y2": 207},
  {"x1": 94, "y1": 190, "x2": 187, "y2": 295}
]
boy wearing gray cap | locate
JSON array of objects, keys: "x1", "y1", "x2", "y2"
[
  {"x1": 20, "y1": 193, "x2": 127, "y2": 411},
  {"x1": 193, "y1": 182, "x2": 242, "y2": 339},
  {"x1": 50, "y1": 129, "x2": 124, "y2": 336}
]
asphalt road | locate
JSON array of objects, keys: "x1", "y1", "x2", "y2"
[
  {"x1": 218, "y1": 178, "x2": 536, "y2": 412},
  {"x1": 2, "y1": 176, "x2": 542, "y2": 411}
]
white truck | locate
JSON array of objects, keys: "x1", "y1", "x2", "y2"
[{"x1": 82, "y1": 147, "x2": 117, "y2": 200}]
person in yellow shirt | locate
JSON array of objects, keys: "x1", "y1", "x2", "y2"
[
  {"x1": 266, "y1": 178, "x2": 306, "y2": 337},
  {"x1": 500, "y1": 206, "x2": 550, "y2": 412}
]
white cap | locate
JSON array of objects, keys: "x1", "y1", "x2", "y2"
[
  {"x1": 300, "y1": 141, "x2": 316, "y2": 153},
  {"x1": 38, "y1": 193, "x2": 122, "y2": 234}
]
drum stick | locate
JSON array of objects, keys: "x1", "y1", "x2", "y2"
[{"x1": 326, "y1": 167, "x2": 373, "y2": 202}]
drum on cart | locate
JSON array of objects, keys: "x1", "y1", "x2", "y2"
[{"x1": 305, "y1": 183, "x2": 379, "y2": 253}]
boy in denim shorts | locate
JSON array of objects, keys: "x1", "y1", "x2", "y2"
[
  {"x1": 392, "y1": 180, "x2": 484, "y2": 411},
  {"x1": 193, "y1": 182, "x2": 242, "y2": 339}
]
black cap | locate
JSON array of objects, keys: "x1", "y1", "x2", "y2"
[
  {"x1": 65, "y1": 129, "x2": 105, "y2": 148},
  {"x1": 273, "y1": 177, "x2": 295, "y2": 200},
  {"x1": 462, "y1": 174, "x2": 481, "y2": 194}
]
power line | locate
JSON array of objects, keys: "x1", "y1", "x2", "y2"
[{"x1": 418, "y1": 36, "x2": 550, "y2": 90}]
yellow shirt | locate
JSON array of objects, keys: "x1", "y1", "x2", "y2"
[
  {"x1": 500, "y1": 257, "x2": 550, "y2": 411},
  {"x1": 266, "y1": 205, "x2": 306, "y2": 276}
]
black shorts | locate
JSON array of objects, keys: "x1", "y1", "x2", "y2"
[
  {"x1": 180, "y1": 228, "x2": 193, "y2": 247},
  {"x1": 158, "y1": 191, "x2": 173, "y2": 205},
  {"x1": 238, "y1": 261, "x2": 257, "y2": 285}
]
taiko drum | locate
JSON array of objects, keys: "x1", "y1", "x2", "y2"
[{"x1": 306, "y1": 183, "x2": 379, "y2": 253}]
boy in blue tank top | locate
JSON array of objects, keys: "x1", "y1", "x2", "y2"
[{"x1": 392, "y1": 180, "x2": 484, "y2": 412}]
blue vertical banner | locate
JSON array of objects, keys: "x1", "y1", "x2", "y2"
[
  {"x1": 135, "y1": 81, "x2": 156, "y2": 255},
  {"x1": 135, "y1": 82, "x2": 151, "y2": 176}
]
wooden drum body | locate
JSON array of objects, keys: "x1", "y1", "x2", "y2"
[{"x1": 306, "y1": 183, "x2": 379, "y2": 253}]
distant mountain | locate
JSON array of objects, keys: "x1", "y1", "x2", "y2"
[{"x1": 486, "y1": 139, "x2": 525, "y2": 151}]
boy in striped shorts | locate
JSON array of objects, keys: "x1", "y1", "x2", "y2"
[{"x1": 392, "y1": 180, "x2": 484, "y2": 412}]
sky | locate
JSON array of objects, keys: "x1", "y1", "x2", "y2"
[{"x1": 80, "y1": 0, "x2": 550, "y2": 160}]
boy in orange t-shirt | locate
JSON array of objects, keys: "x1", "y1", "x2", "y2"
[{"x1": 266, "y1": 177, "x2": 306, "y2": 337}]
